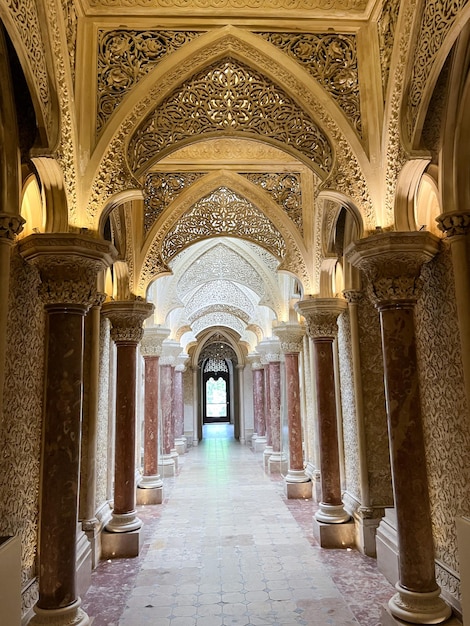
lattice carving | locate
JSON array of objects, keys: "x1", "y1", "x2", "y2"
[
  {"x1": 378, "y1": 0, "x2": 400, "y2": 98},
  {"x1": 127, "y1": 58, "x2": 333, "y2": 174},
  {"x1": 407, "y1": 0, "x2": 467, "y2": 142},
  {"x1": 204, "y1": 357, "x2": 228, "y2": 373},
  {"x1": 244, "y1": 241, "x2": 280, "y2": 273},
  {"x1": 6, "y1": 0, "x2": 52, "y2": 136},
  {"x1": 259, "y1": 32, "x2": 361, "y2": 135},
  {"x1": 200, "y1": 338, "x2": 237, "y2": 364},
  {"x1": 185, "y1": 279, "x2": 255, "y2": 319},
  {"x1": 88, "y1": 0, "x2": 368, "y2": 10},
  {"x1": 192, "y1": 312, "x2": 246, "y2": 337},
  {"x1": 97, "y1": 29, "x2": 201, "y2": 133},
  {"x1": 189, "y1": 304, "x2": 251, "y2": 325},
  {"x1": 143, "y1": 172, "x2": 204, "y2": 234},
  {"x1": 160, "y1": 187, "x2": 286, "y2": 263},
  {"x1": 61, "y1": 0, "x2": 78, "y2": 85},
  {"x1": 243, "y1": 172, "x2": 303, "y2": 233}
]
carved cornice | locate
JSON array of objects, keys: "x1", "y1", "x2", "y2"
[
  {"x1": 295, "y1": 296, "x2": 347, "y2": 339},
  {"x1": 272, "y1": 323, "x2": 305, "y2": 354},
  {"x1": 101, "y1": 300, "x2": 154, "y2": 344},
  {"x1": 18, "y1": 233, "x2": 117, "y2": 308},
  {"x1": 345, "y1": 231, "x2": 440, "y2": 307},
  {"x1": 0, "y1": 214, "x2": 25, "y2": 241},
  {"x1": 436, "y1": 211, "x2": 470, "y2": 238},
  {"x1": 140, "y1": 326, "x2": 170, "y2": 356}
]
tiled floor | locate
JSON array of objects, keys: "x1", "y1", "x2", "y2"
[{"x1": 82, "y1": 424, "x2": 394, "y2": 626}]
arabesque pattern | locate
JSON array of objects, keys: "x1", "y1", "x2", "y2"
[
  {"x1": 144, "y1": 172, "x2": 205, "y2": 234},
  {"x1": 97, "y1": 29, "x2": 201, "y2": 133},
  {"x1": 243, "y1": 172, "x2": 303, "y2": 233},
  {"x1": 160, "y1": 187, "x2": 286, "y2": 262},
  {"x1": 259, "y1": 32, "x2": 361, "y2": 134},
  {"x1": 127, "y1": 58, "x2": 333, "y2": 174}
]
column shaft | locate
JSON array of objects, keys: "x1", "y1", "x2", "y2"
[
  {"x1": 253, "y1": 368, "x2": 265, "y2": 437},
  {"x1": 173, "y1": 368, "x2": 184, "y2": 440},
  {"x1": 268, "y1": 361, "x2": 281, "y2": 454},
  {"x1": 143, "y1": 355, "x2": 160, "y2": 478},
  {"x1": 39, "y1": 306, "x2": 86, "y2": 610},
  {"x1": 161, "y1": 364, "x2": 173, "y2": 455},
  {"x1": 285, "y1": 352, "x2": 303, "y2": 472}
]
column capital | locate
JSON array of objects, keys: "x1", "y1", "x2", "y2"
[
  {"x1": 272, "y1": 322, "x2": 305, "y2": 354},
  {"x1": 247, "y1": 352, "x2": 264, "y2": 370},
  {"x1": 18, "y1": 233, "x2": 117, "y2": 309},
  {"x1": 102, "y1": 299, "x2": 154, "y2": 344},
  {"x1": 342, "y1": 289, "x2": 364, "y2": 305},
  {"x1": 295, "y1": 297, "x2": 347, "y2": 339},
  {"x1": 436, "y1": 210, "x2": 470, "y2": 238},
  {"x1": 175, "y1": 353, "x2": 190, "y2": 372},
  {"x1": 0, "y1": 213, "x2": 25, "y2": 242},
  {"x1": 140, "y1": 326, "x2": 170, "y2": 357},
  {"x1": 345, "y1": 231, "x2": 440, "y2": 307},
  {"x1": 256, "y1": 338, "x2": 281, "y2": 363},
  {"x1": 160, "y1": 339, "x2": 182, "y2": 366}
]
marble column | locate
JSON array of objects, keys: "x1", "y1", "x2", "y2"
[
  {"x1": 174, "y1": 355, "x2": 189, "y2": 454},
  {"x1": 101, "y1": 300, "x2": 154, "y2": 550},
  {"x1": 266, "y1": 353, "x2": 286, "y2": 474},
  {"x1": 19, "y1": 233, "x2": 116, "y2": 626},
  {"x1": 274, "y1": 323, "x2": 311, "y2": 499},
  {"x1": 296, "y1": 297, "x2": 350, "y2": 525},
  {"x1": 251, "y1": 358, "x2": 266, "y2": 453},
  {"x1": 192, "y1": 365, "x2": 200, "y2": 446},
  {"x1": 137, "y1": 327, "x2": 169, "y2": 505},
  {"x1": 159, "y1": 341, "x2": 181, "y2": 475},
  {"x1": 346, "y1": 231, "x2": 451, "y2": 624},
  {"x1": 236, "y1": 364, "x2": 246, "y2": 444}
]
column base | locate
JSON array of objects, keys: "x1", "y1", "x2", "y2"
[
  {"x1": 313, "y1": 517, "x2": 355, "y2": 549},
  {"x1": 263, "y1": 446, "x2": 273, "y2": 470},
  {"x1": 138, "y1": 474, "x2": 163, "y2": 489},
  {"x1": 382, "y1": 604, "x2": 459, "y2": 626},
  {"x1": 254, "y1": 436, "x2": 266, "y2": 453},
  {"x1": 170, "y1": 449, "x2": 179, "y2": 471},
  {"x1": 106, "y1": 511, "x2": 142, "y2": 533},
  {"x1": 268, "y1": 452, "x2": 288, "y2": 475},
  {"x1": 29, "y1": 598, "x2": 89, "y2": 625},
  {"x1": 137, "y1": 485, "x2": 163, "y2": 505},
  {"x1": 284, "y1": 478, "x2": 312, "y2": 499},
  {"x1": 353, "y1": 510, "x2": 382, "y2": 558},
  {"x1": 376, "y1": 508, "x2": 400, "y2": 586},
  {"x1": 76, "y1": 526, "x2": 92, "y2": 599},
  {"x1": 159, "y1": 455, "x2": 176, "y2": 477},
  {"x1": 315, "y1": 502, "x2": 350, "y2": 524},
  {"x1": 175, "y1": 437, "x2": 186, "y2": 455},
  {"x1": 101, "y1": 527, "x2": 143, "y2": 559},
  {"x1": 388, "y1": 583, "x2": 452, "y2": 625}
]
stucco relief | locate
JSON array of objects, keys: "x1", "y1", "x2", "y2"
[
  {"x1": 415, "y1": 245, "x2": 470, "y2": 602},
  {"x1": 88, "y1": 0, "x2": 368, "y2": 9},
  {"x1": 356, "y1": 295, "x2": 392, "y2": 507},
  {"x1": 185, "y1": 279, "x2": 255, "y2": 319},
  {"x1": 1, "y1": 250, "x2": 45, "y2": 615},
  {"x1": 378, "y1": 0, "x2": 400, "y2": 99},
  {"x1": 96, "y1": 318, "x2": 111, "y2": 509},
  {"x1": 337, "y1": 313, "x2": 361, "y2": 502}
]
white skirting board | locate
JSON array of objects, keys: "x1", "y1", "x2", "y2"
[{"x1": 456, "y1": 516, "x2": 470, "y2": 625}]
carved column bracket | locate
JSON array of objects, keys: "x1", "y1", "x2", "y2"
[
  {"x1": 436, "y1": 210, "x2": 470, "y2": 238},
  {"x1": 345, "y1": 231, "x2": 440, "y2": 307},
  {"x1": 0, "y1": 213, "x2": 25, "y2": 242}
]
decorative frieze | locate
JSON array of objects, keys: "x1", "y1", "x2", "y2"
[
  {"x1": 127, "y1": 58, "x2": 333, "y2": 175},
  {"x1": 87, "y1": 0, "x2": 368, "y2": 11}
]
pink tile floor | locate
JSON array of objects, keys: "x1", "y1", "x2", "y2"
[{"x1": 82, "y1": 424, "x2": 394, "y2": 625}]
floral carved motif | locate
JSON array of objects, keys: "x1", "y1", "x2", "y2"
[
  {"x1": 258, "y1": 32, "x2": 361, "y2": 135},
  {"x1": 143, "y1": 172, "x2": 204, "y2": 234},
  {"x1": 407, "y1": 0, "x2": 467, "y2": 141},
  {"x1": 97, "y1": 30, "x2": 201, "y2": 133},
  {"x1": 242, "y1": 173, "x2": 303, "y2": 233},
  {"x1": 437, "y1": 211, "x2": 470, "y2": 238},
  {"x1": 192, "y1": 312, "x2": 246, "y2": 337},
  {"x1": 190, "y1": 304, "x2": 250, "y2": 325},
  {"x1": 127, "y1": 58, "x2": 333, "y2": 175},
  {"x1": 185, "y1": 279, "x2": 255, "y2": 319},
  {"x1": 61, "y1": 0, "x2": 78, "y2": 84},
  {"x1": 102, "y1": 300, "x2": 154, "y2": 344},
  {"x1": 378, "y1": 0, "x2": 400, "y2": 98},
  {"x1": 160, "y1": 187, "x2": 286, "y2": 263},
  {"x1": 0, "y1": 214, "x2": 25, "y2": 240}
]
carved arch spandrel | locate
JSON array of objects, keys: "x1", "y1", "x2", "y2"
[
  {"x1": 135, "y1": 170, "x2": 313, "y2": 296},
  {"x1": 85, "y1": 26, "x2": 373, "y2": 229}
]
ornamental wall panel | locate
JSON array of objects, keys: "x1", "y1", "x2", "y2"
[
  {"x1": 415, "y1": 245, "x2": 470, "y2": 604},
  {"x1": 337, "y1": 312, "x2": 361, "y2": 503},
  {"x1": 1, "y1": 250, "x2": 45, "y2": 618}
]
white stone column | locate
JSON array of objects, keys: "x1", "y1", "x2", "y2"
[
  {"x1": 236, "y1": 364, "x2": 246, "y2": 444},
  {"x1": 192, "y1": 365, "x2": 199, "y2": 446}
]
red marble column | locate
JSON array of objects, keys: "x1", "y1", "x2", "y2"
[
  {"x1": 267, "y1": 356, "x2": 286, "y2": 473},
  {"x1": 159, "y1": 360, "x2": 175, "y2": 475},
  {"x1": 141, "y1": 355, "x2": 161, "y2": 485},
  {"x1": 19, "y1": 233, "x2": 116, "y2": 626},
  {"x1": 264, "y1": 363, "x2": 272, "y2": 448},
  {"x1": 252, "y1": 361, "x2": 266, "y2": 442},
  {"x1": 347, "y1": 231, "x2": 451, "y2": 624},
  {"x1": 102, "y1": 300, "x2": 154, "y2": 533},
  {"x1": 297, "y1": 298, "x2": 350, "y2": 524},
  {"x1": 274, "y1": 323, "x2": 310, "y2": 492},
  {"x1": 173, "y1": 358, "x2": 188, "y2": 454}
]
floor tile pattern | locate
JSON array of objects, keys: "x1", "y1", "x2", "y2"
[{"x1": 82, "y1": 424, "x2": 394, "y2": 625}]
